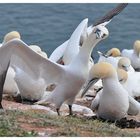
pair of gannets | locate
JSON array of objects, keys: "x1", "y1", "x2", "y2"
[
  {"x1": 2, "y1": 31, "x2": 48, "y2": 99},
  {"x1": 81, "y1": 62, "x2": 140, "y2": 121},
  {"x1": 122, "y1": 40, "x2": 140, "y2": 71}
]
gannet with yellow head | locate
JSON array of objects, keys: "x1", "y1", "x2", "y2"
[
  {"x1": 98, "y1": 47, "x2": 122, "y2": 68},
  {"x1": 3, "y1": 31, "x2": 48, "y2": 100},
  {"x1": 122, "y1": 40, "x2": 140, "y2": 71},
  {"x1": 118, "y1": 57, "x2": 135, "y2": 73},
  {"x1": 3, "y1": 31, "x2": 21, "y2": 96},
  {"x1": 81, "y1": 62, "x2": 140, "y2": 121}
]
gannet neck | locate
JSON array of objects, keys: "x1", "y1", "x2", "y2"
[
  {"x1": 117, "y1": 68, "x2": 128, "y2": 84},
  {"x1": 70, "y1": 26, "x2": 109, "y2": 68},
  {"x1": 102, "y1": 75, "x2": 121, "y2": 95}
]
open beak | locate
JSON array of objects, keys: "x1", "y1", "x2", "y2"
[
  {"x1": 95, "y1": 29, "x2": 101, "y2": 39},
  {"x1": 81, "y1": 78, "x2": 99, "y2": 98}
]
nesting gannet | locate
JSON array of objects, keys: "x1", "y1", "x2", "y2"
[
  {"x1": 81, "y1": 62, "x2": 140, "y2": 120},
  {"x1": 122, "y1": 40, "x2": 140, "y2": 71},
  {"x1": 118, "y1": 57, "x2": 135, "y2": 73},
  {"x1": 98, "y1": 48, "x2": 122, "y2": 67}
]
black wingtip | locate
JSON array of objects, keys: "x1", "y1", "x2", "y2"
[{"x1": 93, "y1": 3, "x2": 128, "y2": 26}]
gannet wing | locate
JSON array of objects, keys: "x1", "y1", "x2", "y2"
[
  {"x1": 93, "y1": 3, "x2": 128, "y2": 26},
  {"x1": 49, "y1": 40, "x2": 69, "y2": 62},
  {"x1": 1, "y1": 39, "x2": 65, "y2": 85},
  {"x1": 128, "y1": 95, "x2": 140, "y2": 115},
  {"x1": 50, "y1": 18, "x2": 88, "y2": 65},
  {"x1": 63, "y1": 18, "x2": 88, "y2": 64}
]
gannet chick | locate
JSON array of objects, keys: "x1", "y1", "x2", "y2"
[
  {"x1": 81, "y1": 62, "x2": 140, "y2": 121},
  {"x1": 122, "y1": 40, "x2": 140, "y2": 71}
]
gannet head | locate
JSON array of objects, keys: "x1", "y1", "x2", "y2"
[
  {"x1": 3, "y1": 31, "x2": 21, "y2": 44},
  {"x1": 39, "y1": 51, "x2": 48, "y2": 59},
  {"x1": 93, "y1": 25, "x2": 109, "y2": 40},
  {"x1": 29, "y1": 45, "x2": 42, "y2": 52},
  {"x1": 133, "y1": 40, "x2": 140, "y2": 57},
  {"x1": 106, "y1": 48, "x2": 121, "y2": 57},
  {"x1": 118, "y1": 57, "x2": 131, "y2": 71},
  {"x1": 81, "y1": 62, "x2": 115, "y2": 97},
  {"x1": 117, "y1": 68, "x2": 128, "y2": 84}
]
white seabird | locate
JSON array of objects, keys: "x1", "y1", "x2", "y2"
[
  {"x1": 81, "y1": 62, "x2": 140, "y2": 121},
  {"x1": 122, "y1": 40, "x2": 140, "y2": 71},
  {"x1": 3, "y1": 31, "x2": 48, "y2": 98},
  {"x1": 36, "y1": 24, "x2": 109, "y2": 115},
  {"x1": 50, "y1": 3, "x2": 128, "y2": 67}
]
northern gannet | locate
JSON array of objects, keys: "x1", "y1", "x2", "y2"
[
  {"x1": 50, "y1": 3, "x2": 128, "y2": 67},
  {"x1": 98, "y1": 48, "x2": 121, "y2": 68},
  {"x1": 3, "y1": 31, "x2": 48, "y2": 98},
  {"x1": 35, "y1": 24, "x2": 109, "y2": 115},
  {"x1": 81, "y1": 62, "x2": 140, "y2": 121},
  {"x1": 122, "y1": 40, "x2": 140, "y2": 71},
  {"x1": 118, "y1": 57, "x2": 135, "y2": 73},
  {"x1": 3, "y1": 31, "x2": 21, "y2": 96}
]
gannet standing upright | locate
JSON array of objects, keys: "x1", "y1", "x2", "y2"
[
  {"x1": 81, "y1": 62, "x2": 140, "y2": 120},
  {"x1": 50, "y1": 3, "x2": 128, "y2": 67},
  {"x1": 122, "y1": 40, "x2": 140, "y2": 71}
]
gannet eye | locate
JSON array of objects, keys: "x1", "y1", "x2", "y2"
[{"x1": 102, "y1": 33, "x2": 106, "y2": 38}]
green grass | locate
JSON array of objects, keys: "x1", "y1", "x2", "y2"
[{"x1": 0, "y1": 110, "x2": 139, "y2": 137}]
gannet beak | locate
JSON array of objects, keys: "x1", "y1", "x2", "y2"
[
  {"x1": 122, "y1": 65, "x2": 130, "y2": 72},
  {"x1": 95, "y1": 29, "x2": 101, "y2": 39},
  {"x1": 81, "y1": 78, "x2": 99, "y2": 98},
  {"x1": 97, "y1": 51, "x2": 108, "y2": 58}
]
